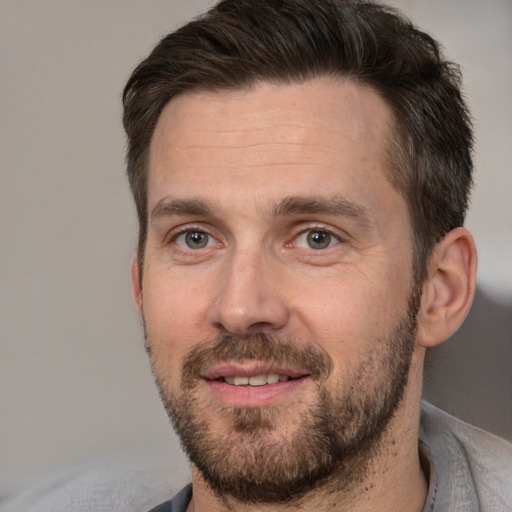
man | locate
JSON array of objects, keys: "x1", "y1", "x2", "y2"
[{"x1": 122, "y1": 0, "x2": 512, "y2": 511}]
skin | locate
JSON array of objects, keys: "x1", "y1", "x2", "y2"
[{"x1": 131, "y1": 77, "x2": 477, "y2": 511}]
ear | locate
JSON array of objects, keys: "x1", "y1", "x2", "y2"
[
  {"x1": 131, "y1": 254, "x2": 143, "y2": 318},
  {"x1": 416, "y1": 227, "x2": 477, "y2": 348}
]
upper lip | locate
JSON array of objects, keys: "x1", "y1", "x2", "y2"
[{"x1": 201, "y1": 362, "x2": 308, "y2": 380}]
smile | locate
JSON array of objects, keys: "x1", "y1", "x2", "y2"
[
  {"x1": 201, "y1": 363, "x2": 309, "y2": 407},
  {"x1": 224, "y1": 374, "x2": 291, "y2": 386}
]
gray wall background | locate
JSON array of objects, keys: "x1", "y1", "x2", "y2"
[{"x1": 1, "y1": 0, "x2": 511, "y2": 496}]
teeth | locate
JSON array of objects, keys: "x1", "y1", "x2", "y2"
[
  {"x1": 248, "y1": 375, "x2": 267, "y2": 386},
  {"x1": 267, "y1": 374, "x2": 280, "y2": 384},
  {"x1": 224, "y1": 374, "x2": 290, "y2": 386}
]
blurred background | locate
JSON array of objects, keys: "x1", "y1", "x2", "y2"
[{"x1": 1, "y1": 0, "x2": 511, "y2": 498}]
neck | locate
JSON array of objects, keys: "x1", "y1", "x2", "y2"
[{"x1": 188, "y1": 351, "x2": 428, "y2": 512}]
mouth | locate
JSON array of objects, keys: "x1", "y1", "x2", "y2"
[
  {"x1": 223, "y1": 374, "x2": 294, "y2": 386},
  {"x1": 201, "y1": 363, "x2": 310, "y2": 406},
  {"x1": 203, "y1": 362, "x2": 308, "y2": 384}
]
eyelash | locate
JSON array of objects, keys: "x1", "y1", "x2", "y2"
[
  {"x1": 166, "y1": 224, "x2": 345, "y2": 251},
  {"x1": 288, "y1": 225, "x2": 343, "y2": 250},
  {"x1": 168, "y1": 225, "x2": 218, "y2": 248}
]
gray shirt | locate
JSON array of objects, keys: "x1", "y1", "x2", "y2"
[
  {"x1": 419, "y1": 401, "x2": 512, "y2": 511},
  {"x1": 148, "y1": 402, "x2": 512, "y2": 512}
]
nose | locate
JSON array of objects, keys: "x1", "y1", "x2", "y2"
[{"x1": 208, "y1": 249, "x2": 290, "y2": 336}]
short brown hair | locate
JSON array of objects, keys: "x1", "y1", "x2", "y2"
[{"x1": 123, "y1": 0, "x2": 473, "y2": 281}]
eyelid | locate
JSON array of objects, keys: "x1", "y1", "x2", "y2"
[
  {"x1": 166, "y1": 223, "x2": 220, "y2": 247},
  {"x1": 176, "y1": 231, "x2": 216, "y2": 250},
  {"x1": 295, "y1": 230, "x2": 340, "y2": 249},
  {"x1": 288, "y1": 223, "x2": 346, "y2": 248}
]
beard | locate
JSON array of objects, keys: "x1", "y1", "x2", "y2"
[{"x1": 146, "y1": 289, "x2": 421, "y2": 506}]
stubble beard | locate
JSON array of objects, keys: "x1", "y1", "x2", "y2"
[{"x1": 147, "y1": 289, "x2": 421, "y2": 506}]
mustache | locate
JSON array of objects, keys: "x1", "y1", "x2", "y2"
[{"x1": 180, "y1": 333, "x2": 333, "y2": 388}]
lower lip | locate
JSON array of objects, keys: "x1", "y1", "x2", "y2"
[{"x1": 204, "y1": 378, "x2": 308, "y2": 407}]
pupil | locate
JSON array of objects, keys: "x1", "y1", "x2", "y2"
[
  {"x1": 307, "y1": 231, "x2": 330, "y2": 249},
  {"x1": 186, "y1": 231, "x2": 208, "y2": 248}
]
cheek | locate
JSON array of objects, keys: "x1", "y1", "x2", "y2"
[
  {"x1": 144, "y1": 265, "x2": 208, "y2": 313},
  {"x1": 292, "y1": 269, "x2": 411, "y2": 360},
  {"x1": 142, "y1": 270, "x2": 215, "y2": 359}
]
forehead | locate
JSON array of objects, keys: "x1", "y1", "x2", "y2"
[
  {"x1": 148, "y1": 78, "x2": 399, "y2": 217},
  {"x1": 150, "y1": 77, "x2": 392, "y2": 163}
]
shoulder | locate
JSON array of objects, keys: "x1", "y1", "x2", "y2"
[
  {"x1": 0, "y1": 445, "x2": 188, "y2": 512},
  {"x1": 420, "y1": 401, "x2": 512, "y2": 511},
  {"x1": 147, "y1": 484, "x2": 192, "y2": 512}
]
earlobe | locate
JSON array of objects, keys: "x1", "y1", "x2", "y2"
[
  {"x1": 416, "y1": 227, "x2": 477, "y2": 348},
  {"x1": 131, "y1": 255, "x2": 143, "y2": 317}
]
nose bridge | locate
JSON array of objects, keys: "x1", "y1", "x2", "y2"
[{"x1": 209, "y1": 245, "x2": 289, "y2": 335}]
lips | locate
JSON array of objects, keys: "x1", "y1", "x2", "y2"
[
  {"x1": 200, "y1": 362, "x2": 309, "y2": 406},
  {"x1": 225, "y1": 374, "x2": 290, "y2": 386},
  {"x1": 202, "y1": 362, "x2": 308, "y2": 383}
]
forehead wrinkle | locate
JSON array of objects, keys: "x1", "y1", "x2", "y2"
[
  {"x1": 166, "y1": 104, "x2": 343, "y2": 152},
  {"x1": 173, "y1": 124, "x2": 339, "y2": 155},
  {"x1": 180, "y1": 141, "x2": 334, "y2": 150},
  {"x1": 162, "y1": 143, "x2": 336, "y2": 174}
]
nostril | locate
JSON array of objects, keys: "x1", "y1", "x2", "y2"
[{"x1": 247, "y1": 321, "x2": 275, "y2": 332}]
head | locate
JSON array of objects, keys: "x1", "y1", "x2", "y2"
[
  {"x1": 123, "y1": 0, "x2": 476, "y2": 506},
  {"x1": 123, "y1": 0, "x2": 473, "y2": 284}
]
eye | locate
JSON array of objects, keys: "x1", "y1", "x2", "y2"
[
  {"x1": 175, "y1": 230, "x2": 216, "y2": 250},
  {"x1": 295, "y1": 229, "x2": 339, "y2": 250}
]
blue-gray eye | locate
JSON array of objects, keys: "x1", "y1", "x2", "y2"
[
  {"x1": 175, "y1": 231, "x2": 214, "y2": 249},
  {"x1": 295, "y1": 230, "x2": 338, "y2": 250}
]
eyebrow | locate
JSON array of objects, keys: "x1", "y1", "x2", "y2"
[
  {"x1": 150, "y1": 195, "x2": 373, "y2": 228},
  {"x1": 270, "y1": 195, "x2": 373, "y2": 228},
  {"x1": 150, "y1": 198, "x2": 213, "y2": 221}
]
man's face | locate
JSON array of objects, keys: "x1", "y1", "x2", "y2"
[{"x1": 135, "y1": 78, "x2": 420, "y2": 503}]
